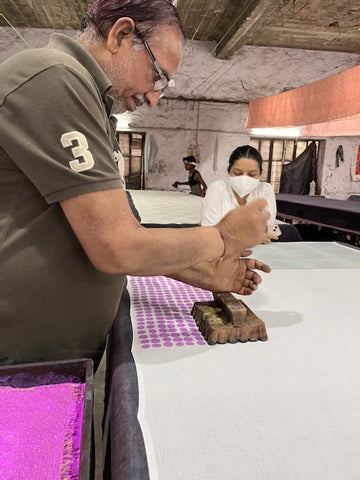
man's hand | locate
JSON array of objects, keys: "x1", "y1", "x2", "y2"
[
  {"x1": 169, "y1": 253, "x2": 271, "y2": 295},
  {"x1": 216, "y1": 199, "x2": 270, "y2": 255},
  {"x1": 204, "y1": 254, "x2": 271, "y2": 295}
]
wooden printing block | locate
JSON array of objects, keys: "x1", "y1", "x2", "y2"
[
  {"x1": 191, "y1": 292, "x2": 268, "y2": 345},
  {"x1": 213, "y1": 292, "x2": 247, "y2": 326}
]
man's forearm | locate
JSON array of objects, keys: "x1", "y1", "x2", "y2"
[
  {"x1": 61, "y1": 190, "x2": 268, "y2": 277},
  {"x1": 116, "y1": 225, "x2": 223, "y2": 276},
  {"x1": 168, "y1": 260, "x2": 215, "y2": 291}
]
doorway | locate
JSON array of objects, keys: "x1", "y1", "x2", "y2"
[{"x1": 117, "y1": 132, "x2": 146, "y2": 190}]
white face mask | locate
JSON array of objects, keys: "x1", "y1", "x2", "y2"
[{"x1": 228, "y1": 175, "x2": 259, "y2": 198}]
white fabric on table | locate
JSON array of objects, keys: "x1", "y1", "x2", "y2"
[
  {"x1": 127, "y1": 189, "x2": 203, "y2": 224},
  {"x1": 129, "y1": 243, "x2": 360, "y2": 480}
]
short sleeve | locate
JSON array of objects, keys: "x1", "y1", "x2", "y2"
[{"x1": 1, "y1": 64, "x2": 124, "y2": 204}]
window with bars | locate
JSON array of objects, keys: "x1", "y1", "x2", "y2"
[
  {"x1": 250, "y1": 138, "x2": 322, "y2": 193},
  {"x1": 117, "y1": 132, "x2": 146, "y2": 190}
]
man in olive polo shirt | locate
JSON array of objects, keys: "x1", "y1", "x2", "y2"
[{"x1": 0, "y1": 0, "x2": 270, "y2": 368}]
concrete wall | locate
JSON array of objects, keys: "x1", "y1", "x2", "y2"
[{"x1": 320, "y1": 138, "x2": 360, "y2": 199}]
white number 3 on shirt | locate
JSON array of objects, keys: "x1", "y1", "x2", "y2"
[{"x1": 61, "y1": 131, "x2": 95, "y2": 172}]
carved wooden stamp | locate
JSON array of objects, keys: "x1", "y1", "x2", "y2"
[{"x1": 191, "y1": 292, "x2": 268, "y2": 345}]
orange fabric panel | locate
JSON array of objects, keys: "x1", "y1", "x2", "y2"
[
  {"x1": 246, "y1": 65, "x2": 360, "y2": 129},
  {"x1": 301, "y1": 116, "x2": 360, "y2": 137}
]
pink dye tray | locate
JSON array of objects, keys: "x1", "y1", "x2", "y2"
[{"x1": 0, "y1": 358, "x2": 93, "y2": 480}]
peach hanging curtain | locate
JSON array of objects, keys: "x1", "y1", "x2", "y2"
[
  {"x1": 245, "y1": 65, "x2": 360, "y2": 130},
  {"x1": 301, "y1": 116, "x2": 360, "y2": 137}
]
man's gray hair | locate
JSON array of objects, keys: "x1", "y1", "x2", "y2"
[{"x1": 80, "y1": 0, "x2": 184, "y2": 44}]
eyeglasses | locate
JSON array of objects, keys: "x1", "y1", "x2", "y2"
[{"x1": 136, "y1": 31, "x2": 174, "y2": 92}]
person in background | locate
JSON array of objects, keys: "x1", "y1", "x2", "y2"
[
  {"x1": 172, "y1": 155, "x2": 207, "y2": 196},
  {"x1": 201, "y1": 145, "x2": 281, "y2": 242}
]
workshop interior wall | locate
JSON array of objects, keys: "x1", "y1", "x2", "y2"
[
  {"x1": 320, "y1": 137, "x2": 360, "y2": 199},
  {"x1": 118, "y1": 101, "x2": 360, "y2": 199},
  {"x1": 117, "y1": 99, "x2": 251, "y2": 192}
]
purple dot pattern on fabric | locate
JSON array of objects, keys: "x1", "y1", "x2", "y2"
[{"x1": 129, "y1": 276, "x2": 213, "y2": 349}]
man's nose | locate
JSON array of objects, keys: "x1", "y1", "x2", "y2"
[{"x1": 144, "y1": 91, "x2": 162, "y2": 107}]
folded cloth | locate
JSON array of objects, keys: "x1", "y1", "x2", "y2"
[{"x1": 0, "y1": 382, "x2": 85, "y2": 480}]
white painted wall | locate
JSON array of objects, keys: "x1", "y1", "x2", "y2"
[{"x1": 320, "y1": 138, "x2": 360, "y2": 199}]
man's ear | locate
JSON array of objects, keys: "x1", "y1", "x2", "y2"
[{"x1": 106, "y1": 17, "x2": 135, "y2": 54}]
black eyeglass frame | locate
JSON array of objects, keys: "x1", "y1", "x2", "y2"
[{"x1": 135, "y1": 30, "x2": 170, "y2": 92}]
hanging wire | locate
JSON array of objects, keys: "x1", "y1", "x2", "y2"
[
  {"x1": 0, "y1": 25, "x2": 20, "y2": 45},
  {"x1": 190, "y1": 2, "x2": 213, "y2": 41},
  {"x1": 189, "y1": 59, "x2": 232, "y2": 97},
  {"x1": 195, "y1": 100, "x2": 200, "y2": 143},
  {"x1": 186, "y1": 0, "x2": 255, "y2": 97},
  {"x1": 195, "y1": 59, "x2": 242, "y2": 98},
  {"x1": 180, "y1": 0, "x2": 195, "y2": 23},
  {"x1": 209, "y1": 0, "x2": 255, "y2": 56},
  {"x1": 0, "y1": 13, "x2": 32, "y2": 48}
]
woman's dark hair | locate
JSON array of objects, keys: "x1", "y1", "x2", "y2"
[
  {"x1": 81, "y1": 0, "x2": 184, "y2": 42},
  {"x1": 227, "y1": 145, "x2": 263, "y2": 173}
]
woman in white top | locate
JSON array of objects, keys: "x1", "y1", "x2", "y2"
[{"x1": 201, "y1": 145, "x2": 280, "y2": 241}]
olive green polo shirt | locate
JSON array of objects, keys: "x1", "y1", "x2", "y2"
[{"x1": 0, "y1": 34, "x2": 126, "y2": 366}]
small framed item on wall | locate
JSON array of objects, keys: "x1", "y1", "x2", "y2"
[{"x1": 352, "y1": 145, "x2": 360, "y2": 181}]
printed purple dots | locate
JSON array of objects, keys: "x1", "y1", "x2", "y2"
[{"x1": 130, "y1": 275, "x2": 213, "y2": 349}]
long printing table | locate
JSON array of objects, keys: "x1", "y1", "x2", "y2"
[
  {"x1": 276, "y1": 193, "x2": 360, "y2": 236},
  {"x1": 126, "y1": 189, "x2": 203, "y2": 226},
  {"x1": 103, "y1": 241, "x2": 360, "y2": 480},
  {"x1": 126, "y1": 189, "x2": 298, "y2": 239}
]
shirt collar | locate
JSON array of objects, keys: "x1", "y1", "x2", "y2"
[{"x1": 47, "y1": 33, "x2": 113, "y2": 114}]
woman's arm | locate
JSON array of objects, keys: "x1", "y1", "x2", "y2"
[
  {"x1": 201, "y1": 181, "x2": 225, "y2": 226},
  {"x1": 173, "y1": 180, "x2": 190, "y2": 187}
]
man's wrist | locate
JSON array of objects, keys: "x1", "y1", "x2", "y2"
[
  {"x1": 215, "y1": 226, "x2": 226, "y2": 257},
  {"x1": 205, "y1": 226, "x2": 225, "y2": 261}
]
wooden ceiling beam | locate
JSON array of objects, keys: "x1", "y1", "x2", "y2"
[
  {"x1": 249, "y1": 21, "x2": 360, "y2": 53},
  {"x1": 0, "y1": 0, "x2": 88, "y2": 29},
  {"x1": 216, "y1": 0, "x2": 293, "y2": 59}
]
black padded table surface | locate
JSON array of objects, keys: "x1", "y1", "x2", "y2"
[{"x1": 276, "y1": 193, "x2": 360, "y2": 235}]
